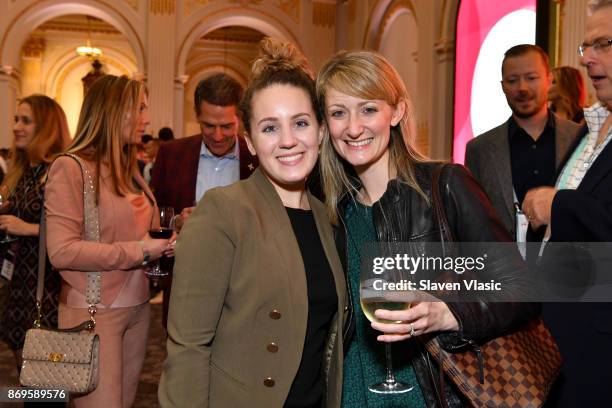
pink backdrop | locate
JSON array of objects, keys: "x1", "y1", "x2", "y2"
[{"x1": 452, "y1": 0, "x2": 536, "y2": 163}]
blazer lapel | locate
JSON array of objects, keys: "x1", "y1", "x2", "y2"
[
  {"x1": 185, "y1": 136, "x2": 201, "y2": 205},
  {"x1": 554, "y1": 114, "x2": 578, "y2": 168},
  {"x1": 490, "y1": 122, "x2": 515, "y2": 219},
  {"x1": 251, "y1": 169, "x2": 309, "y2": 330},
  {"x1": 578, "y1": 138, "x2": 612, "y2": 192}
]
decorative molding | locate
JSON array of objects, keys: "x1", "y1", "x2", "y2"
[
  {"x1": 0, "y1": 0, "x2": 147, "y2": 74},
  {"x1": 175, "y1": 74, "x2": 190, "y2": 86},
  {"x1": 202, "y1": 26, "x2": 265, "y2": 44},
  {"x1": 151, "y1": 0, "x2": 175, "y2": 15},
  {"x1": 124, "y1": 0, "x2": 139, "y2": 10},
  {"x1": 185, "y1": 0, "x2": 299, "y2": 22},
  {"x1": 54, "y1": 56, "x2": 131, "y2": 101},
  {"x1": 22, "y1": 36, "x2": 46, "y2": 58},
  {"x1": 43, "y1": 45, "x2": 137, "y2": 95},
  {"x1": 374, "y1": 0, "x2": 416, "y2": 50},
  {"x1": 36, "y1": 16, "x2": 121, "y2": 35},
  {"x1": 0, "y1": 65, "x2": 20, "y2": 80},
  {"x1": 175, "y1": 6, "x2": 301, "y2": 75},
  {"x1": 275, "y1": 0, "x2": 300, "y2": 23},
  {"x1": 185, "y1": 0, "x2": 211, "y2": 16},
  {"x1": 228, "y1": 0, "x2": 264, "y2": 6},
  {"x1": 434, "y1": 37, "x2": 454, "y2": 56},
  {"x1": 313, "y1": 2, "x2": 336, "y2": 28}
]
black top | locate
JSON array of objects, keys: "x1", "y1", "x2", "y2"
[
  {"x1": 508, "y1": 112, "x2": 556, "y2": 246},
  {"x1": 284, "y1": 207, "x2": 337, "y2": 408}
]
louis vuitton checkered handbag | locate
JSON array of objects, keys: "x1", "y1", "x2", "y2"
[
  {"x1": 20, "y1": 154, "x2": 101, "y2": 394},
  {"x1": 426, "y1": 164, "x2": 562, "y2": 408}
]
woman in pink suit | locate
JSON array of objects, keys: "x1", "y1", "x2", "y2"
[{"x1": 45, "y1": 75, "x2": 172, "y2": 407}]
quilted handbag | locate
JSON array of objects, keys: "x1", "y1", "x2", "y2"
[
  {"x1": 20, "y1": 154, "x2": 101, "y2": 394},
  {"x1": 425, "y1": 164, "x2": 562, "y2": 408}
]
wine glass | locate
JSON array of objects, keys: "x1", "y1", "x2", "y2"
[
  {"x1": 360, "y1": 259, "x2": 414, "y2": 394},
  {"x1": 0, "y1": 192, "x2": 17, "y2": 244},
  {"x1": 145, "y1": 206, "x2": 175, "y2": 278}
]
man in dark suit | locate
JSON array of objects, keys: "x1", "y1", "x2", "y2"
[
  {"x1": 465, "y1": 45, "x2": 580, "y2": 249},
  {"x1": 151, "y1": 73, "x2": 257, "y2": 326},
  {"x1": 522, "y1": 2, "x2": 612, "y2": 406}
]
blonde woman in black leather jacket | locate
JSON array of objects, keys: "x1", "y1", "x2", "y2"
[{"x1": 316, "y1": 50, "x2": 540, "y2": 407}]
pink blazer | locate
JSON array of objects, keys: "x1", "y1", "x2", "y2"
[{"x1": 45, "y1": 155, "x2": 159, "y2": 308}]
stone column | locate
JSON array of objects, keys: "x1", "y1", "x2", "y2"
[
  {"x1": 558, "y1": 0, "x2": 596, "y2": 104},
  {"x1": 20, "y1": 36, "x2": 45, "y2": 96},
  {"x1": 173, "y1": 74, "x2": 188, "y2": 139},
  {"x1": 146, "y1": 0, "x2": 177, "y2": 135},
  {"x1": 430, "y1": 37, "x2": 455, "y2": 160},
  {"x1": 0, "y1": 66, "x2": 20, "y2": 148}
]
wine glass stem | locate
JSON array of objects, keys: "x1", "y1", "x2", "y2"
[{"x1": 384, "y1": 343, "x2": 397, "y2": 385}]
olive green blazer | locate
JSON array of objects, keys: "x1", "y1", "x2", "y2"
[{"x1": 158, "y1": 169, "x2": 347, "y2": 408}]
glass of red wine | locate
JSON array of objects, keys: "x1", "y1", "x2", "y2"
[{"x1": 145, "y1": 206, "x2": 174, "y2": 278}]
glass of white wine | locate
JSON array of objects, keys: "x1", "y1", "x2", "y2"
[{"x1": 360, "y1": 271, "x2": 414, "y2": 394}]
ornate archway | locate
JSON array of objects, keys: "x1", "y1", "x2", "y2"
[{"x1": 1, "y1": 0, "x2": 144, "y2": 72}]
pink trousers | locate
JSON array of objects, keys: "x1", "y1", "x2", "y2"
[{"x1": 58, "y1": 302, "x2": 150, "y2": 408}]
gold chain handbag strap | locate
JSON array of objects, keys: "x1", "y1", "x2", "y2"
[{"x1": 35, "y1": 153, "x2": 101, "y2": 329}]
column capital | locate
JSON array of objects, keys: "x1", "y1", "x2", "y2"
[
  {"x1": 0, "y1": 65, "x2": 21, "y2": 82},
  {"x1": 174, "y1": 74, "x2": 189, "y2": 86}
]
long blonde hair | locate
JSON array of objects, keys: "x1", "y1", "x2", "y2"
[
  {"x1": 68, "y1": 75, "x2": 145, "y2": 199},
  {"x1": 4, "y1": 94, "x2": 70, "y2": 194},
  {"x1": 316, "y1": 50, "x2": 428, "y2": 223},
  {"x1": 549, "y1": 66, "x2": 585, "y2": 122}
]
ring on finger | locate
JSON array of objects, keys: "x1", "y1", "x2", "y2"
[{"x1": 409, "y1": 322, "x2": 416, "y2": 337}]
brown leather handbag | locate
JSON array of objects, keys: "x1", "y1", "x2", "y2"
[{"x1": 425, "y1": 164, "x2": 562, "y2": 408}]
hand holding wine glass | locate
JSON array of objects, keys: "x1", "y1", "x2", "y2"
[
  {"x1": 145, "y1": 206, "x2": 175, "y2": 278},
  {"x1": 360, "y1": 266, "x2": 413, "y2": 394},
  {"x1": 371, "y1": 300, "x2": 459, "y2": 343}
]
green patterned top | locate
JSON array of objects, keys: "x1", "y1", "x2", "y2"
[{"x1": 341, "y1": 200, "x2": 427, "y2": 408}]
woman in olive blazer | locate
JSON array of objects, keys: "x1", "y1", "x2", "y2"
[{"x1": 158, "y1": 38, "x2": 347, "y2": 408}]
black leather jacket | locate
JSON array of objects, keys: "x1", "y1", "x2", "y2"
[{"x1": 337, "y1": 162, "x2": 540, "y2": 408}]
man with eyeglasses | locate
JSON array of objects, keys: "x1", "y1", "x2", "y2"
[{"x1": 522, "y1": 1, "x2": 612, "y2": 406}]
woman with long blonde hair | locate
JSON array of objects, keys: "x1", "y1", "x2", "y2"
[
  {"x1": 45, "y1": 75, "x2": 171, "y2": 407},
  {"x1": 0, "y1": 95, "x2": 70, "y2": 378},
  {"x1": 548, "y1": 66, "x2": 586, "y2": 124},
  {"x1": 317, "y1": 50, "x2": 539, "y2": 407}
]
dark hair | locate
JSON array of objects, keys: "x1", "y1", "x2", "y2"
[
  {"x1": 194, "y1": 73, "x2": 243, "y2": 116},
  {"x1": 141, "y1": 134, "x2": 153, "y2": 144},
  {"x1": 158, "y1": 127, "x2": 174, "y2": 141},
  {"x1": 502, "y1": 44, "x2": 550, "y2": 75},
  {"x1": 239, "y1": 37, "x2": 320, "y2": 133}
]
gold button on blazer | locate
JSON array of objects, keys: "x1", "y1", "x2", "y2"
[{"x1": 158, "y1": 169, "x2": 347, "y2": 408}]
